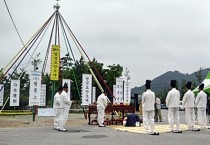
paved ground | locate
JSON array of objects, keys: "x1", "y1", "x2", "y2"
[
  {"x1": 0, "y1": 113, "x2": 87, "y2": 128},
  {"x1": 0, "y1": 110, "x2": 210, "y2": 145}
]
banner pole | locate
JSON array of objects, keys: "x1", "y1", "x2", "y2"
[{"x1": 51, "y1": 81, "x2": 55, "y2": 108}]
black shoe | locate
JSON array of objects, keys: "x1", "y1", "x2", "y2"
[
  {"x1": 98, "y1": 125, "x2": 106, "y2": 127},
  {"x1": 173, "y1": 130, "x2": 182, "y2": 133},
  {"x1": 58, "y1": 128, "x2": 68, "y2": 132},
  {"x1": 192, "y1": 128, "x2": 200, "y2": 131},
  {"x1": 150, "y1": 132, "x2": 159, "y2": 135}
]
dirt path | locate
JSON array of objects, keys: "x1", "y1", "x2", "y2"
[{"x1": 0, "y1": 113, "x2": 88, "y2": 128}]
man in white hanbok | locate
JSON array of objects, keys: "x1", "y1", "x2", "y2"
[
  {"x1": 97, "y1": 91, "x2": 109, "y2": 127},
  {"x1": 53, "y1": 86, "x2": 62, "y2": 130},
  {"x1": 142, "y1": 80, "x2": 159, "y2": 135},
  {"x1": 58, "y1": 83, "x2": 72, "y2": 131},
  {"x1": 182, "y1": 81, "x2": 198, "y2": 131},
  {"x1": 195, "y1": 83, "x2": 207, "y2": 129},
  {"x1": 166, "y1": 80, "x2": 182, "y2": 133}
]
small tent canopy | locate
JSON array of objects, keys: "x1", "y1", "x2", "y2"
[{"x1": 193, "y1": 72, "x2": 210, "y2": 96}]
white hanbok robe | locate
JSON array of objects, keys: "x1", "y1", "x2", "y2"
[
  {"x1": 58, "y1": 90, "x2": 72, "y2": 129},
  {"x1": 195, "y1": 90, "x2": 207, "y2": 129},
  {"x1": 142, "y1": 89, "x2": 156, "y2": 133},
  {"x1": 53, "y1": 92, "x2": 61, "y2": 128},
  {"x1": 182, "y1": 89, "x2": 195, "y2": 130},
  {"x1": 97, "y1": 93, "x2": 109, "y2": 126},
  {"x1": 166, "y1": 88, "x2": 180, "y2": 131}
]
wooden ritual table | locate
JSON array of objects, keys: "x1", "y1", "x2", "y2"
[{"x1": 88, "y1": 105, "x2": 135, "y2": 125}]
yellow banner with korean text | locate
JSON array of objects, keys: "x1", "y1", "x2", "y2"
[{"x1": 50, "y1": 45, "x2": 60, "y2": 80}]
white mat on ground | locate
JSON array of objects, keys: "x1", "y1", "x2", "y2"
[{"x1": 109, "y1": 124, "x2": 210, "y2": 134}]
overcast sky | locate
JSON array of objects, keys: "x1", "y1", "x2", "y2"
[{"x1": 1, "y1": 0, "x2": 210, "y2": 88}]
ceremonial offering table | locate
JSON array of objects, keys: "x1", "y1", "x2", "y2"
[{"x1": 88, "y1": 105, "x2": 135, "y2": 125}]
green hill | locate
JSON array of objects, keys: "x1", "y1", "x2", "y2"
[{"x1": 131, "y1": 68, "x2": 210, "y2": 96}]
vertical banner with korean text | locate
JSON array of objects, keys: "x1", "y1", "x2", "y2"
[
  {"x1": 62, "y1": 79, "x2": 71, "y2": 100},
  {"x1": 81, "y1": 74, "x2": 92, "y2": 105},
  {"x1": 113, "y1": 85, "x2": 116, "y2": 104},
  {"x1": 92, "y1": 87, "x2": 96, "y2": 103},
  {"x1": 10, "y1": 80, "x2": 20, "y2": 106},
  {"x1": 40, "y1": 84, "x2": 46, "y2": 106},
  {"x1": 123, "y1": 82, "x2": 131, "y2": 105},
  {"x1": 50, "y1": 45, "x2": 60, "y2": 80},
  {"x1": 115, "y1": 78, "x2": 123, "y2": 104},
  {"x1": 29, "y1": 71, "x2": 41, "y2": 106},
  {"x1": 0, "y1": 84, "x2": 4, "y2": 106}
]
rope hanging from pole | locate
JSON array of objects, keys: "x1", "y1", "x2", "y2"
[
  {"x1": 42, "y1": 14, "x2": 57, "y2": 74},
  {"x1": 0, "y1": 10, "x2": 56, "y2": 112},
  {"x1": 59, "y1": 15, "x2": 103, "y2": 91},
  {"x1": 59, "y1": 14, "x2": 114, "y2": 98},
  {"x1": 0, "y1": 12, "x2": 55, "y2": 93},
  {"x1": 22, "y1": 18, "x2": 53, "y2": 76},
  {"x1": 66, "y1": 25, "x2": 104, "y2": 92},
  {"x1": 3, "y1": 0, "x2": 38, "y2": 62},
  {"x1": 0, "y1": 12, "x2": 56, "y2": 83},
  {"x1": 58, "y1": 14, "x2": 81, "y2": 99},
  {"x1": 3, "y1": 0, "x2": 24, "y2": 45}
]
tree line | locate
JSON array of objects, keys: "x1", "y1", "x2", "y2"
[{"x1": 0, "y1": 55, "x2": 123, "y2": 109}]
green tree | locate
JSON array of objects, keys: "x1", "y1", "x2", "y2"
[
  {"x1": 60, "y1": 56, "x2": 89, "y2": 100},
  {"x1": 180, "y1": 79, "x2": 187, "y2": 100},
  {"x1": 192, "y1": 80, "x2": 197, "y2": 90},
  {"x1": 60, "y1": 54, "x2": 73, "y2": 70},
  {"x1": 156, "y1": 89, "x2": 168, "y2": 104},
  {"x1": 105, "y1": 64, "x2": 123, "y2": 93},
  {"x1": 89, "y1": 60, "x2": 123, "y2": 97},
  {"x1": 195, "y1": 67, "x2": 204, "y2": 84},
  {"x1": 60, "y1": 53, "x2": 73, "y2": 79},
  {"x1": 89, "y1": 58, "x2": 107, "y2": 96},
  {"x1": 59, "y1": 55, "x2": 123, "y2": 101},
  {"x1": 0, "y1": 75, "x2": 10, "y2": 109},
  {"x1": 18, "y1": 68, "x2": 30, "y2": 108},
  {"x1": 0, "y1": 68, "x2": 3, "y2": 78},
  {"x1": 0, "y1": 67, "x2": 30, "y2": 109},
  {"x1": 42, "y1": 73, "x2": 52, "y2": 106},
  {"x1": 31, "y1": 53, "x2": 42, "y2": 71}
]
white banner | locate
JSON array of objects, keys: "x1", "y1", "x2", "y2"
[
  {"x1": 62, "y1": 79, "x2": 71, "y2": 100},
  {"x1": 29, "y1": 71, "x2": 41, "y2": 106},
  {"x1": 40, "y1": 84, "x2": 46, "y2": 106},
  {"x1": 113, "y1": 85, "x2": 116, "y2": 104},
  {"x1": 0, "y1": 84, "x2": 4, "y2": 106},
  {"x1": 116, "y1": 78, "x2": 124, "y2": 104},
  {"x1": 10, "y1": 80, "x2": 20, "y2": 106},
  {"x1": 123, "y1": 82, "x2": 131, "y2": 105},
  {"x1": 38, "y1": 108, "x2": 54, "y2": 116},
  {"x1": 81, "y1": 74, "x2": 92, "y2": 105},
  {"x1": 92, "y1": 87, "x2": 96, "y2": 103}
]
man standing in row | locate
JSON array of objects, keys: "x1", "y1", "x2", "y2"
[
  {"x1": 58, "y1": 83, "x2": 72, "y2": 131},
  {"x1": 195, "y1": 83, "x2": 207, "y2": 129},
  {"x1": 53, "y1": 86, "x2": 62, "y2": 130},
  {"x1": 166, "y1": 80, "x2": 182, "y2": 133},
  {"x1": 97, "y1": 91, "x2": 109, "y2": 127},
  {"x1": 142, "y1": 80, "x2": 159, "y2": 135},
  {"x1": 182, "y1": 81, "x2": 198, "y2": 131}
]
